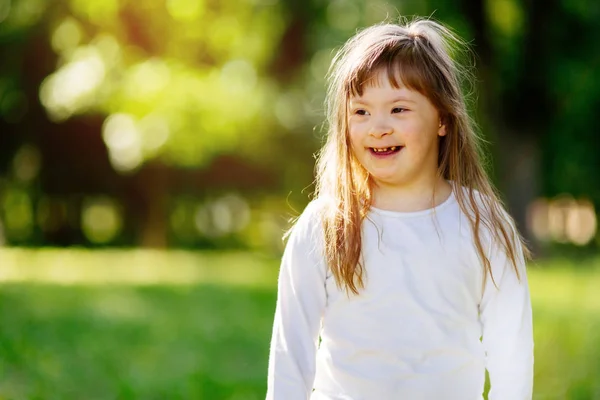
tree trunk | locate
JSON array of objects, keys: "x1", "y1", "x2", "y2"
[
  {"x1": 496, "y1": 132, "x2": 541, "y2": 253},
  {"x1": 134, "y1": 162, "x2": 168, "y2": 248},
  {"x1": 458, "y1": 0, "x2": 543, "y2": 253}
]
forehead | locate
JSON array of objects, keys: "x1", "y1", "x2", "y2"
[
  {"x1": 348, "y1": 65, "x2": 426, "y2": 99},
  {"x1": 349, "y1": 70, "x2": 421, "y2": 102}
]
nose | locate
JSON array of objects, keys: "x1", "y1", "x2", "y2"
[{"x1": 368, "y1": 116, "x2": 393, "y2": 138}]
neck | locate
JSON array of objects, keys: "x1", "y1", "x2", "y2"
[{"x1": 371, "y1": 176, "x2": 452, "y2": 213}]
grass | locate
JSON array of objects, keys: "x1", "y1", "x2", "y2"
[
  {"x1": 0, "y1": 249, "x2": 599, "y2": 399},
  {"x1": 0, "y1": 284, "x2": 275, "y2": 399},
  {"x1": 527, "y1": 259, "x2": 600, "y2": 400}
]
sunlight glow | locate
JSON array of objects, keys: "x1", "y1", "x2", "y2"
[
  {"x1": 92, "y1": 33, "x2": 121, "y2": 68},
  {"x1": 0, "y1": 249, "x2": 276, "y2": 286},
  {"x1": 39, "y1": 46, "x2": 106, "y2": 121},
  {"x1": 528, "y1": 195, "x2": 597, "y2": 246},
  {"x1": 138, "y1": 114, "x2": 170, "y2": 154},
  {"x1": 124, "y1": 59, "x2": 171, "y2": 101},
  {"x1": 220, "y1": 59, "x2": 257, "y2": 94},
  {"x1": 102, "y1": 113, "x2": 143, "y2": 173}
]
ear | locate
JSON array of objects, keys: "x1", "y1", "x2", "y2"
[{"x1": 438, "y1": 122, "x2": 447, "y2": 137}]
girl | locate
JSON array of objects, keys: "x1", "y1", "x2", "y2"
[{"x1": 267, "y1": 19, "x2": 533, "y2": 400}]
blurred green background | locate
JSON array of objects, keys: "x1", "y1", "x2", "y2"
[{"x1": 0, "y1": 0, "x2": 599, "y2": 398}]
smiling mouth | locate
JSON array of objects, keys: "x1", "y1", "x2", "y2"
[{"x1": 369, "y1": 146, "x2": 403, "y2": 155}]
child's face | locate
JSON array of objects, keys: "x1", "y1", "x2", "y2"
[{"x1": 348, "y1": 72, "x2": 446, "y2": 190}]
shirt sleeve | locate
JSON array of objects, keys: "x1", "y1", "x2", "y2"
[
  {"x1": 479, "y1": 232, "x2": 534, "y2": 400},
  {"x1": 266, "y1": 201, "x2": 328, "y2": 400}
]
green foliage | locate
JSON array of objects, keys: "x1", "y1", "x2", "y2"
[
  {"x1": 36, "y1": 0, "x2": 288, "y2": 170},
  {"x1": 2, "y1": 0, "x2": 600, "y2": 249}
]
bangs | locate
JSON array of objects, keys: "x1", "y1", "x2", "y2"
[{"x1": 346, "y1": 40, "x2": 443, "y2": 103}]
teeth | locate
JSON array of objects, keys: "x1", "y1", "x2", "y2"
[{"x1": 372, "y1": 146, "x2": 399, "y2": 153}]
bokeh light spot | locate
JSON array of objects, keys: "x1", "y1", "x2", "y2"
[
  {"x1": 103, "y1": 114, "x2": 138, "y2": 151},
  {"x1": 70, "y1": 0, "x2": 118, "y2": 24},
  {"x1": 138, "y1": 114, "x2": 171, "y2": 154},
  {"x1": 1, "y1": 187, "x2": 33, "y2": 241},
  {"x1": 125, "y1": 59, "x2": 171, "y2": 100},
  {"x1": 102, "y1": 114, "x2": 144, "y2": 173},
  {"x1": 528, "y1": 198, "x2": 551, "y2": 242},
  {"x1": 166, "y1": 0, "x2": 205, "y2": 22},
  {"x1": 12, "y1": 144, "x2": 41, "y2": 183},
  {"x1": 194, "y1": 194, "x2": 251, "y2": 237},
  {"x1": 51, "y1": 17, "x2": 83, "y2": 55},
  {"x1": 220, "y1": 59, "x2": 257, "y2": 94},
  {"x1": 92, "y1": 33, "x2": 121, "y2": 68},
  {"x1": 529, "y1": 195, "x2": 598, "y2": 246},
  {"x1": 487, "y1": 0, "x2": 524, "y2": 37},
  {"x1": 81, "y1": 197, "x2": 122, "y2": 244},
  {"x1": 39, "y1": 46, "x2": 106, "y2": 121},
  {"x1": 4, "y1": 0, "x2": 45, "y2": 28},
  {"x1": 565, "y1": 199, "x2": 597, "y2": 246}
]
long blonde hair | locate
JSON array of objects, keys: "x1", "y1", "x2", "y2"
[{"x1": 311, "y1": 18, "x2": 530, "y2": 295}]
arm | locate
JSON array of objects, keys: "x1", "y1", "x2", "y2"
[
  {"x1": 479, "y1": 238, "x2": 534, "y2": 399},
  {"x1": 266, "y1": 202, "x2": 327, "y2": 400}
]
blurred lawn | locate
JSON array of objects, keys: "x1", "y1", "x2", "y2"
[{"x1": 0, "y1": 249, "x2": 599, "y2": 400}]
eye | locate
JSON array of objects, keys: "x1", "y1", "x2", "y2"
[
  {"x1": 355, "y1": 109, "x2": 369, "y2": 116},
  {"x1": 392, "y1": 107, "x2": 407, "y2": 114}
]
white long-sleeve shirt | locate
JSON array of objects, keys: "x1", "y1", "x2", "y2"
[{"x1": 267, "y1": 191, "x2": 534, "y2": 400}]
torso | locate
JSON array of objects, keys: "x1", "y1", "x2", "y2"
[{"x1": 313, "y1": 191, "x2": 488, "y2": 400}]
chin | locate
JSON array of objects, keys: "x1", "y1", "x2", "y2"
[{"x1": 371, "y1": 174, "x2": 404, "y2": 187}]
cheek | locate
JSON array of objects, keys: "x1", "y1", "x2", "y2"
[
  {"x1": 402, "y1": 130, "x2": 424, "y2": 149},
  {"x1": 348, "y1": 126, "x2": 363, "y2": 149},
  {"x1": 404, "y1": 120, "x2": 438, "y2": 146}
]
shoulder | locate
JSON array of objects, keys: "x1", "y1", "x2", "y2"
[
  {"x1": 285, "y1": 198, "x2": 328, "y2": 250},
  {"x1": 452, "y1": 185, "x2": 528, "y2": 282},
  {"x1": 453, "y1": 184, "x2": 491, "y2": 210},
  {"x1": 282, "y1": 198, "x2": 328, "y2": 271},
  {"x1": 452, "y1": 184, "x2": 520, "y2": 246},
  {"x1": 453, "y1": 184, "x2": 512, "y2": 223},
  {"x1": 291, "y1": 198, "x2": 327, "y2": 233}
]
